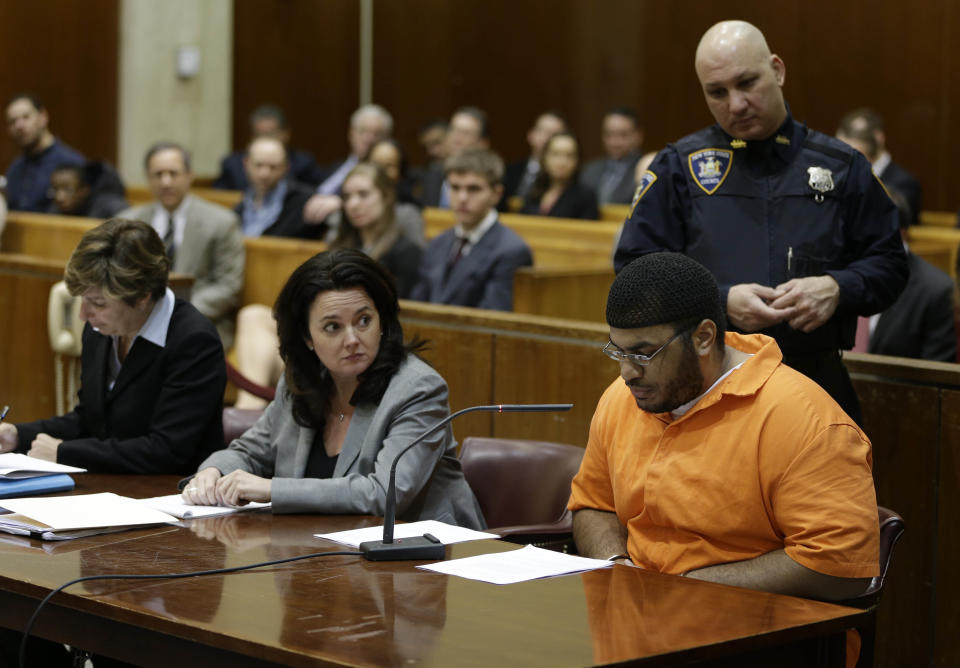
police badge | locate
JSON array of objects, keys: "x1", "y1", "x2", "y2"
[
  {"x1": 688, "y1": 149, "x2": 733, "y2": 195},
  {"x1": 807, "y1": 166, "x2": 834, "y2": 203}
]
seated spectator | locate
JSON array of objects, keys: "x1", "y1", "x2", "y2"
[
  {"x1": 213, "y1": 104, "x2": 321, "y2": 190},
  {"x1": 418, "y1": 118, "x2": 448, "y2": 168},
  {"x1": 0, "y1": 218, "x2": 225, "y2": 473},
  {"x1": 570, "y1": 252, "x2": 877, "y2": 617},
  {"x1": 48, "y1": 161, "x2": 128, "y2": 219},
  {"x1": 332, "y1": 163, "x2": 422, "y2": 298},
  {"x1": 181, "y1": 248, "x2": 485, "y2": 528},
  {"x1": 864, "y1": 192, "x2": 956, "y2": 362},
  {"x1": 580, "y1": 107, "x2": 643, "y2": 206},
  {"x1": 521, "y1": 132, "x2": 598, "y2": 220},
  {"x1": 410, "y1": 149, "x2": 532, "y2": 311},
  {"x1": 837, "y1": 108, "x2": 922, "y2": 224},
  {"x1": 5, "y1": 93, "x2": 84, "y2": 212},
  {"x1": 119, "y1": 141, "x2": 245, "y2": 347},
  {"x1": 235, "y1": 136, "x2": 318, "y2": 239},
  {"x1": 503, "y1": 110, "x2": 568, "y2": 203},
  {"x1": 302, "y1": 104, "x2": 393, "y2": 226},
  {"x1": 420, "y1": 107, "x2": 490, "y2": 208}
]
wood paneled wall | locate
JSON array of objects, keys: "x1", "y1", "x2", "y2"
[
  {"x1": 230, "y1": 0, "x2": 960, "y2": 213},
  {"x1": 0, "y1": 1, "x2": 119, "y2": 170}
]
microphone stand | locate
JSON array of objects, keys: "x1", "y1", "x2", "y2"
[{"x1": 360, "y1": 403, "x2": 573, "y2": 561}]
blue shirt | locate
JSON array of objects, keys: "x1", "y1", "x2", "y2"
[{"x1": 5, "y1": 138, "x2": 85, "y2": 212}]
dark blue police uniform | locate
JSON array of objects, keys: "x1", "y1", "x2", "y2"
[{"x1": 615, "y1": 111, "x2": 908, "y2": 423}]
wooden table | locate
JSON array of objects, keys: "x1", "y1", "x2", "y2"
[{"x1": 0, "y1": 475, "x2": 867, "y2": 667}]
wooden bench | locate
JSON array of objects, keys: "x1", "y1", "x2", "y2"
[{"x1": 125, "y1": 185, "x2": 243, "y2": 210}]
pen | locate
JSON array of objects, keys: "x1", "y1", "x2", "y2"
[{"x1": 0, "y1": 406, "x2": 8, "y2": 424}]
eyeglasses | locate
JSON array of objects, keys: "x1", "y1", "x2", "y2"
[{"x1": 601, "y1": 328, "x2": 690, "y2": 366}]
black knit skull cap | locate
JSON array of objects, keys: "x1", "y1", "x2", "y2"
[{"x1": 606, "y1": 252, "x2": 723, "y2": 329}]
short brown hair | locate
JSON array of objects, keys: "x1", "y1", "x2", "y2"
[
  {"x1": 64, "y1": 218, "x2": 170, "y2": 305},
  {"x1": 444, "y1": 148, "x2": 504, "y2": 186}
]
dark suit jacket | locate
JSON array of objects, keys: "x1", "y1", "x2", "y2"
[
  {"x1": 233, "y1": 181, "x2": 322, "y2": 239},
  {"x1": 16, "y1": 299, "x2": 226, "y2": 473},
  {"x1": 409, "y1": 219, "x2": 533, "y2": 311},
  {"x1": 378, "y1": 235, "x2": 423, "y2": 299},
  {"x1": 521, "y1": 181, "x2": 599, "y2": 220},
  {"x1": 213, "y1": 148, "x2": 322, "y2": 190},
  {"x1": 579, "y1": 151, "x2": 642, "y2": 205},
  {"x1": 870, "y1": 252, "x2": 956, "y2": 362},
  {"x1": 419, "y1": 164, "x2": 446, "y2": 208},
  {"x1": 878, "y1": 161, "x2": 922, "y2": 224}
]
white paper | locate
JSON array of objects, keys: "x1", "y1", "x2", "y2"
[
  {"x1": 0, "y1": 452, "x2": 87, "y2": 478},
  {"x1": 315, "y1": 519, "x2": 499, "y2": 548},
  {"x1": 0, "y1": 492, "x2": 177, "y2": 531},
  {"x1": 416, "y1": 544, "x2": 613, "y2": 584},
  {"x1": 138, "y1": 494, "x2": 271, "y2": 519}
]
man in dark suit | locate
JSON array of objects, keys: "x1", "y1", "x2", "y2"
[
  {"x1": 837, "y1": 108, "x2": 922, "y2": 224},
  {"x1": 866, "y1": 193, "x2": 956, "y2": 362},
  {"x1": 234, "y1": 136, "x2": 317, "y2": 239},
  {"x1": 410, "y1": 149, "x2": 532, "y2": 311},
  {"x1": 213, "y1": 104, "x2": 321, "y2": 191},
  {"x1": 502, "y1": 110, "x2": 567, "y2": 205},
  {"x1": 580, "y1": 107, "x2": 643, "y2": 206}
]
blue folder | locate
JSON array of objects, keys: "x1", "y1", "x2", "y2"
[{"x1": 0, "y1": 474, "x2": 75, "y2": 499}]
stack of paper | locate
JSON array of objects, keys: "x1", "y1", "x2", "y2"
[
  {"x1": 0, "y1": 453, "x2": 86, "y2": 498},
  {"x1": 0, "y1": 492, "x2": 178, "y2": 540}
]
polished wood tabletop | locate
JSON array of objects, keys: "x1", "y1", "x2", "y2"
[{"x1": 0, "y1": 475, "x2": 867, "y2": 667}]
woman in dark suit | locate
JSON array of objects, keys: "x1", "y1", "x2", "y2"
[
  {"x1": 0, "y1": 218, "x2": 226, "y2": 474},
  {"x1": 521, "y1": 132, "x2": 599, "y2": 220},
  {"x1": 182, "y1": 249, "x2": 484, "y2": 528}
]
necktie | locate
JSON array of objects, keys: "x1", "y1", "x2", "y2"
[
  {"x1": 444, "y1": 235, "x2": 468, "y2": 278},
  {"x1": 163, "y1": 215, "x2": 176, "y2": 262}
]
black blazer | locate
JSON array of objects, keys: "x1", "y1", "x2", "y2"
[
  {"x1": 878, "y1": 161, "x2": 922, "y2": 224},
  {"x1": 16, "y1": 299, "x2": 226, "y2": 473},
  {"x1": 871, "y1": 252, "x2": 956, "y2": 362},
  {"x1": 521, "y1": 181, "x2": 599, "y2": 220},
  {"x1": 233, "y1": 182, "x2": 321, "y2": 239}
]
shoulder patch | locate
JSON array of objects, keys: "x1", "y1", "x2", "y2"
[
  {"x1": 687, "y1": 149, "x2": 733, "y2": 195},
  {"x1": 630, "y1": 170, "x2": 658, "y2": 214}
]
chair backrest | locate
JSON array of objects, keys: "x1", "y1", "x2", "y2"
[
  {"x1": 844, "y1": 505, "x2": 905, "y2": 610},
  {"x1": 222, "y1": 407, "x2": 264, "y2": 446},
  {"x1": 459, "y1": 437, "x2": 584, "y2": 531}
]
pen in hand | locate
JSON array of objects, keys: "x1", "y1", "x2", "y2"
[{"x1": 0, "y1": 406, "x2": 9, "y2": 424}]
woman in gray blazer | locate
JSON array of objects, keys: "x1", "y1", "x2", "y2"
[{"x1": 182, "y1": 249, "x2": 485, "y2": 529}]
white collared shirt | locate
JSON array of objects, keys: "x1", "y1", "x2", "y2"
[
  {"x1": 150, "y1": 195, "x2": 192, "y2": 252},
  {"x1": 106, "y1": 288, "x2": 175, "y2": 390},
  {"x1": 872, "y1": 151, "x2": 891, "y2": 178},
  {"x1": 453, "y1": 209, "x2": 498, "y2": 257}
]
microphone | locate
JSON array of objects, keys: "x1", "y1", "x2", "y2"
[{"x1": 360, "y1": 403, "x2": 573, "y2": 561}]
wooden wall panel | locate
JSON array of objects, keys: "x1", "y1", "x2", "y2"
[
  {"x1": 853, "y1": 377, "x2": 939, "y2": 668},
  {"x1": 232, "y1": 0, "x2": 359, "y2": 166},
  {"x1": 936, "y1": 390, "x2": 960, "y2": 667},
  {"x1": 0, "y1": 2, "x2": 118, "y2": 171}
]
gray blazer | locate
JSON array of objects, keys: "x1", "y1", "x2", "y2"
[
  {"x1": 198, "y1": 356, "x2": 486, "y2": 528},
  {"x1": 119, "y1": 196, "x2": 245, "y2": 347}
]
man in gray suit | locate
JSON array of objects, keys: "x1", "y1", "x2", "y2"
[
  {"x1": 580, "y1": 107, "x2": 644, "y2": 206},
  {"x1": 410, "y1": 149, "x2": 532, "y2": 311},
  {"x1": 120, "y1": 142, "x2": 244, "y2": 347}
]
